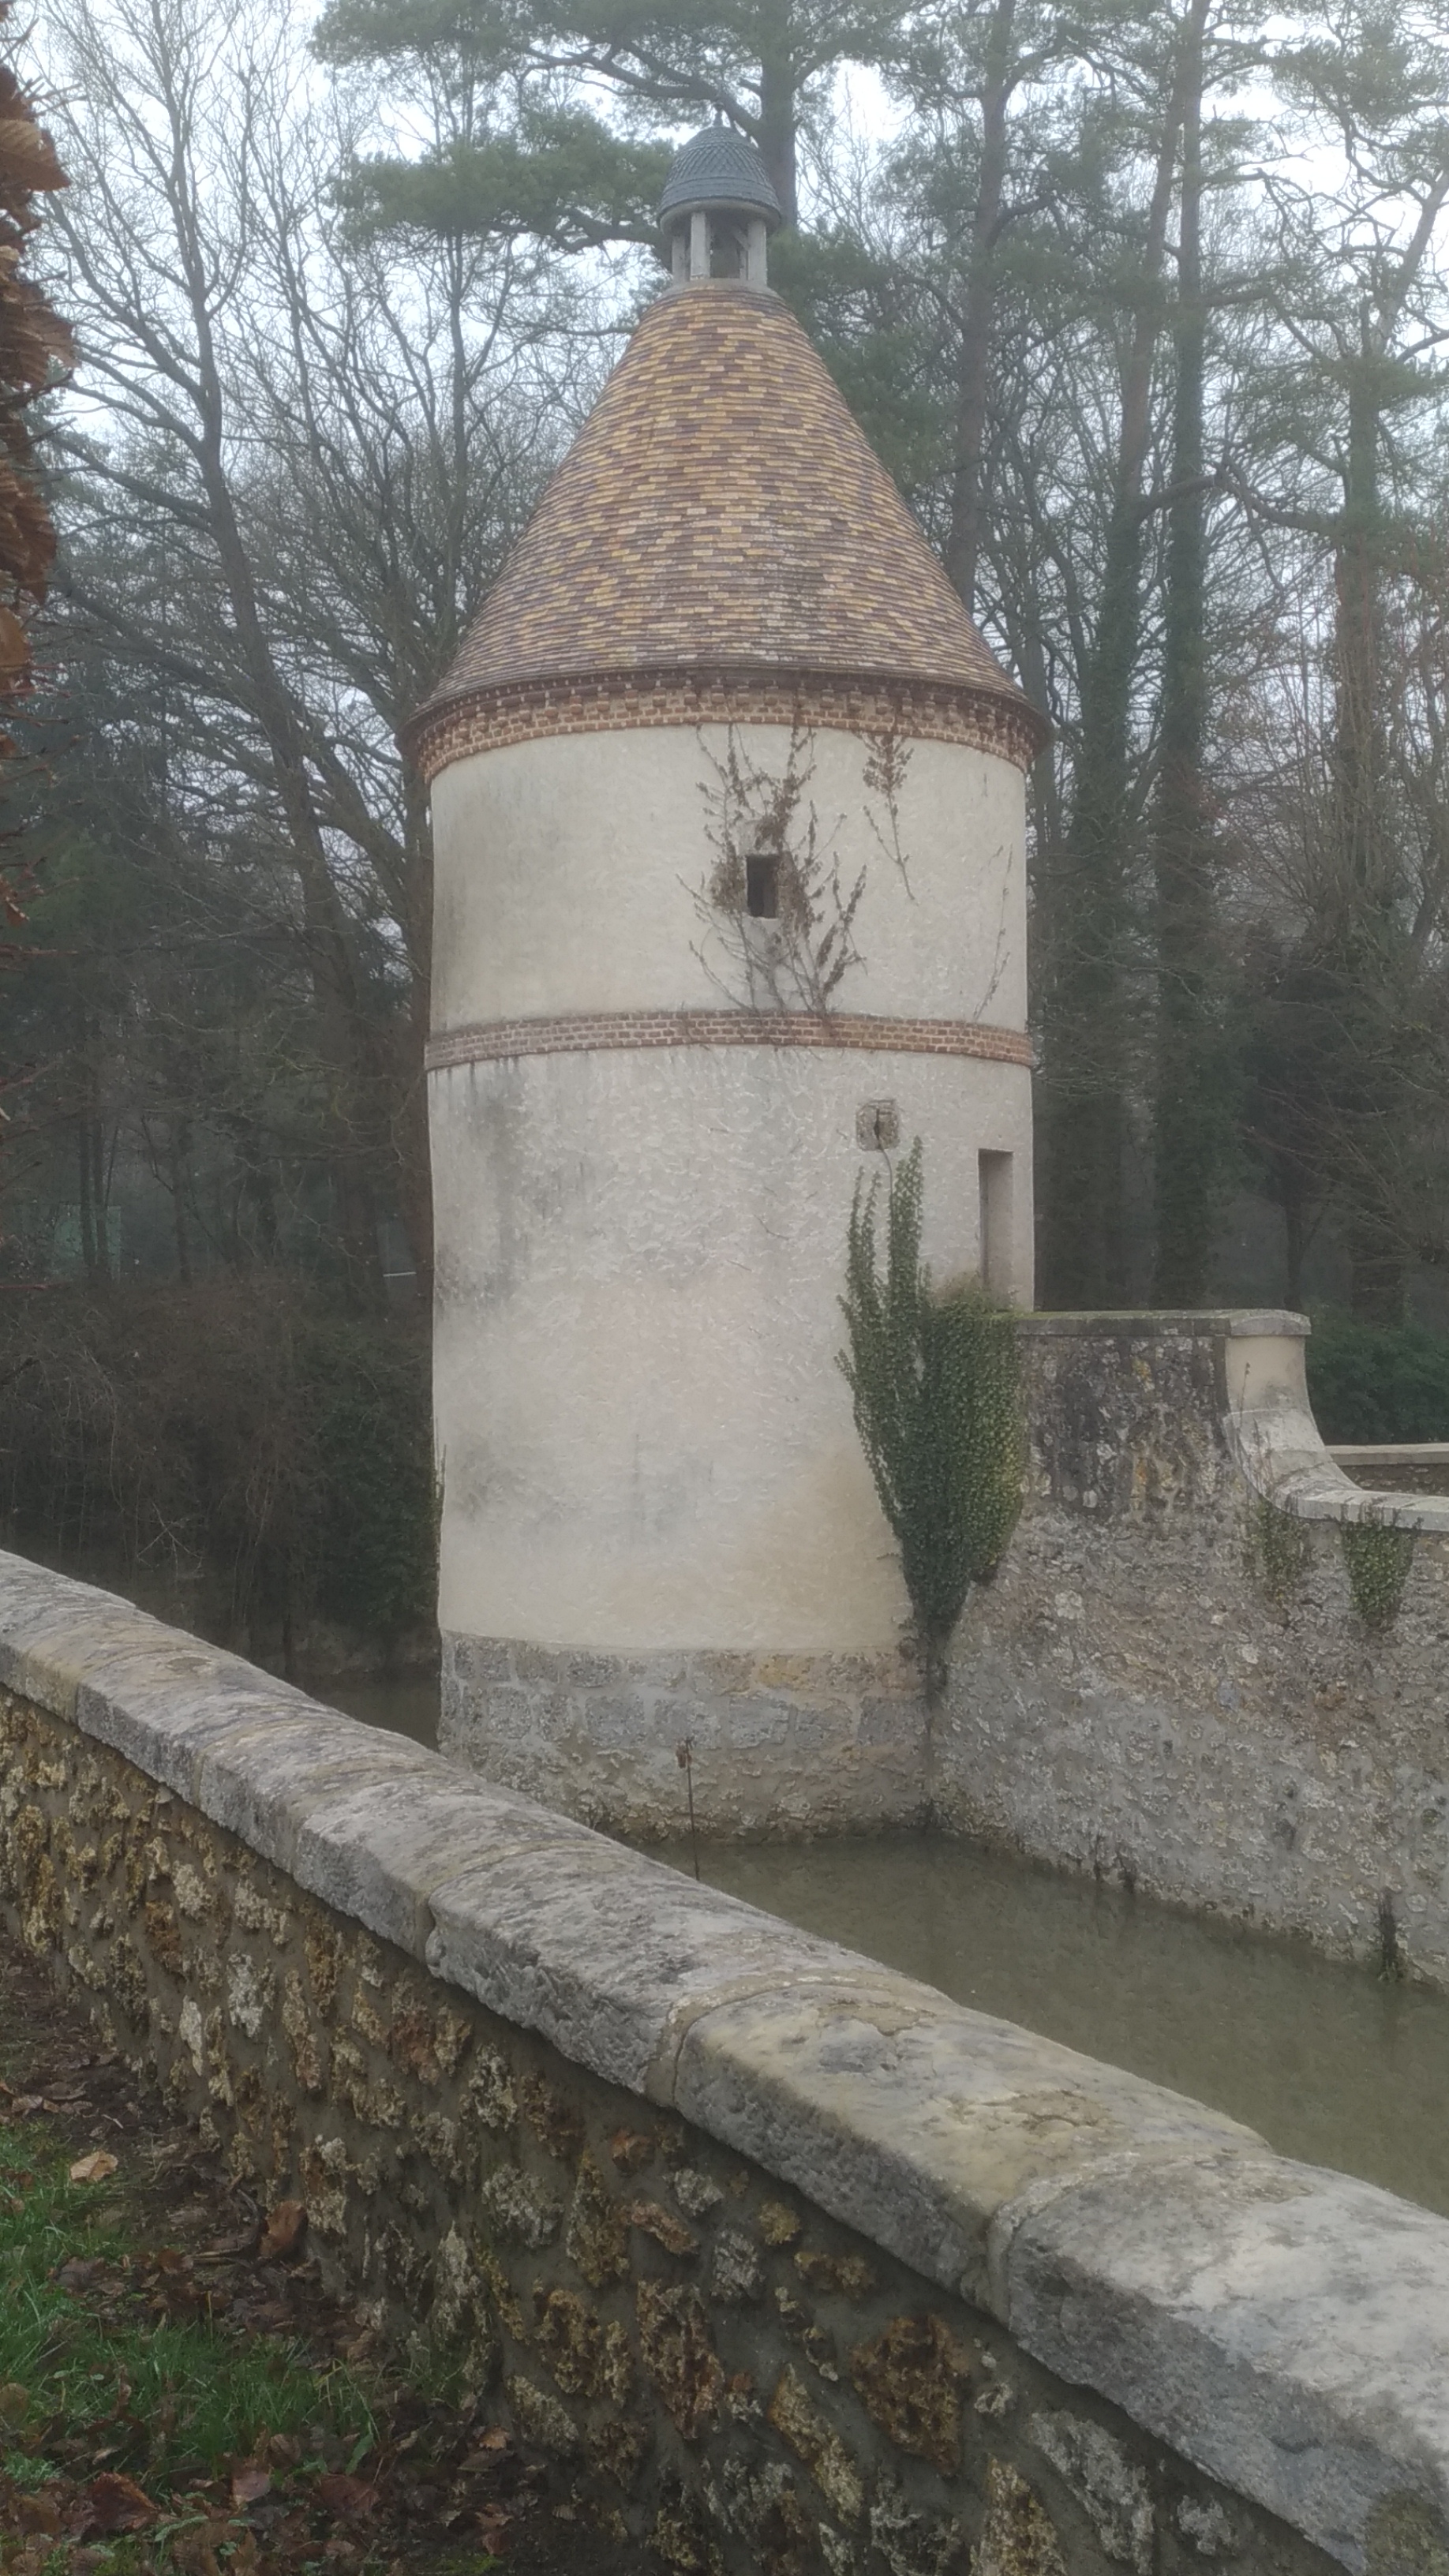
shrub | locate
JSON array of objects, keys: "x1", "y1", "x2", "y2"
[
  {"x1": 1305, "y1": 1311, "x2": 1449, "y2": 1444},
  {"x1": 838, "y1": 1140, "x2": 1022, "y2": 1695}
]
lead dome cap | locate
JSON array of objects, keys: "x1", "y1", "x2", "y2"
[{"x1": 659, "y1": 123, "x2": 782, "y2": 229}]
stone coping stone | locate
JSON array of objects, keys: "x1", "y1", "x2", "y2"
[
  {"x1": 1003, "y1": 2150, "x2": 1449, "y2": 2566},
  {"x1": 1331, "y1": 1443, "x2": 1449, "y2": 1466},
  {"x1": 1020, "y1": 1309, "x2": 1310, "y2": 1339},
  {"x1": 4, "y1": 1545, "x2": 1449, "y2": 2570}
]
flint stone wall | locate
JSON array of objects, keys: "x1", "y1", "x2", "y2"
[
  {"x1": 940, "y1": 1315, "x2": 1449, "y2": 1985},
  {"x1": 3, "y1": 1557, "x2": 1449, "y2": 2574}
]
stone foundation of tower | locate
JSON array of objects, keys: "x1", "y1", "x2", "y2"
[{"x1": 438, "y1": 1633, "x2": 927, "y2": 1838}]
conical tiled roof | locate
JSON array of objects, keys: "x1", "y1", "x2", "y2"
[{"x1": 415, "y1": 283, "x2": 1039, "y2": 758}]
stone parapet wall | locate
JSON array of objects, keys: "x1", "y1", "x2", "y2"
[
  {"x1": 1331, "y1": 1445, "x2": 1449, "y2": 1498},
  {"x1": 3, "y1": 1553, "x2": 1446, "y2": 2573},
  {"x1": 940, "y1": 1314, "x2": 1449, "y2": 1981}
]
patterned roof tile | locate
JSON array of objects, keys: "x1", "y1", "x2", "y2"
[{"x1": 424, "y1": 283, "x2": 1033, "y2": 725}]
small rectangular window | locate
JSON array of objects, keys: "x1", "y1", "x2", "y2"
[
  {"x1": 746, "y1": 853, "x2": 779, "y2": 918},
  {"x1": 979, "y1": 1150, "x2": 1014, "y2": 1299}
]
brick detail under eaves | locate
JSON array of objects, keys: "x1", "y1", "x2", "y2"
[
  {"x1": 425, "y1": 1010, "x2": 1036, "y2": 1073},
  {"x1": 408, "y1": 665, "x2": 1044, "y2": 785}
]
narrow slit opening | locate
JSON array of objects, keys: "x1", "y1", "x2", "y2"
[{"x1": 746, "y1": 853, "x2": 779, "y2": 918}]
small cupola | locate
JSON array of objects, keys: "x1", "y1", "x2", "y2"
[{"x1": 660, "y1": 122, "x2": 782, "y2": 290}]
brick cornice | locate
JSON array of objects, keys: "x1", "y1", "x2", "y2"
[
  {"x1": 406, "y1": 665, "x2": 1048, "y2": 784},
  {"x1": 425, "y1": 1009, "x2": 1035, "y2": 1073}
]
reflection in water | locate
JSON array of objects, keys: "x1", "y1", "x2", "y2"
[
  {"x1": 646, "y1": 1834, "x2": 1449, "y2": 2220},
  {"x1": 321, "y1": 1672, "x2": 440, "y2": 1748}
]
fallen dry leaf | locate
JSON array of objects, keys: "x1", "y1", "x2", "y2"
[
  {"x1": 316, "y1": 2471, "x2": 377, "y2": 2518},
  {"x1": 204, "y1": 2226, "x2": 258, "y2": 2258},
  {"x1": 230, "y1": 2458, "x2": 272, "y2": 2507},
  {"x1": 15, "y1": 2489, "x2": 66, "y2": 2536},
  {"x1": 258, "y1": 2196, "x2": 305, "y2": 2259},
  {"x1": 68, "y1": 2150, "x2": 118, "y2": 2185},
  {"x1": 76, "y1": 2471, "x2": 157, "y2": 2536},
  {"x1": 0, "y1": 2379, "x2": 30, "y2": 2423},
  {"x1": 58, "y1": 2256, "x2": 104, "y2": 2290}
]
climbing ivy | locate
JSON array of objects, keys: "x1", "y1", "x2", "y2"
[
  {"x1": 838, "y1": 1139, "x2": 1022, "y2": 1696},
  {"x1": 1245, "y1": 1496, "x2": 1312, "y2": 1605},
  {"x1": 1340, "y1": 1518, "x2": 1417, "y2": 1634}
]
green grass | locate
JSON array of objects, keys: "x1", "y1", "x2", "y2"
[{"x1": 0, "y1": 2131, "x2": 376, "y2": 2496}]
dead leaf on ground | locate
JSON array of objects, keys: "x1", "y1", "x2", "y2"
[
  {"x1": 14, "y1": 2490, "x2": 66, "y2": 2536},
  {"x1": 68, "y1": 2150, "x2": 118, "y2": 2185},
  {"x1": 204, "y1": 2226, "x2": 258, "y2": 2258},
  {"x1": 0, "y1": 2379, "x2": 29, "y2": 2424},
  {"x1": 58, "y1": 2256, "x2": 104, "y2": 2290},
  {"x1": 258, "y1": 2196, "x2": 305, "y2": 2259},
  {"x1": 168, "y1": 2519, "x2": 234, "y2": 2576},
  {"x1": 316, "y1": 2471, "x2": 377, "y2": 2519},
  {"x1": 477, "y1": 2503, "x2": 515, "y2": 2551},
  {"x1": 230, "y1": 2458, "x2": 272, "y2": 2507},
  {"x1": 76, "y1": 2471, "x2": 157, "y2": 2535}
]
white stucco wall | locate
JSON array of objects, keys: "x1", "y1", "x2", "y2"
[
  {"x1": 430, "y1": 713, "x2": 1032, "y2": 1664},
  {"x1": 430, "y1": 722, "x2": 1028, "y2": 1032},
  {"x1": 432, "y1": 1043, "x2": 1032, "y2": 1654}
]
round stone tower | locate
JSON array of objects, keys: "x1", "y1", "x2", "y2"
[{"x1": 409, "y1": 129, "x2": 1045, "y2": 1837}]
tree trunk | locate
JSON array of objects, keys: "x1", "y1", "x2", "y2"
[
  {"x1": 1038, "y1": 14, "x2": 1194, "y2": 1309},
  {"x1": 1151, "y1": 3, "x2": 1222, "y2": 1305},
  {"x1": 944, "y1": 0, "x2": 1016, "y2": 618},
  {"x1": 756, "y1": 26, "x2": 798, "y2": 227},
  {"x1": 170, "y1": 1118, "x2": 193, "y2": 1284}
]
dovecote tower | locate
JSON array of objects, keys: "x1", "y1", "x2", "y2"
[{"x1": 408, "y1": 129, "x2": 1045, "y2": 1836}]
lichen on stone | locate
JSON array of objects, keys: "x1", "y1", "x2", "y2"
[
  {"x1": 975, "y1": 2458, "x2": 1068, "y2": 2576},
  {"x1": 1029, "y1": 2409, "x2": 1153, "y2": 2573},
  {"x1": 766, "y1": 2368, "x2": 863, "y2": 2527},
  {"x1": 850, "y1": 2312, "x2": 970, "y2": 2477},
  {"x1": 629, "y1": 2195, "x2": 698, "y2": 2257},
  {"x1": 506, "y1": 2371, "x2": 582, "y2": 2457},
  {"x1": 637, "y1": 2280, "x2": 724, "y2": 2442},
  {"x1": 566, "y1": 2151, "x2": 629, "y2": 2287},
  {"x1": 479, "y1": 2160, "x2": 562, "y2": 2250}
]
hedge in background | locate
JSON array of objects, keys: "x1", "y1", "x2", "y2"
[{"x1": 1305, "y1": 1312, "x2": 1449, "y2": 1444}]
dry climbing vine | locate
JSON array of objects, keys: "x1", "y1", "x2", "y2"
[
  {"x1": 689, "y1": 720, "x2": 919, "y2": 1014},
  {"x1": 1246, "y1": 1496, "x2": 1312, "y2": 1605},
  {"x1": 690, "y1": 723, "x2": 864, "y2": 1012}
]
